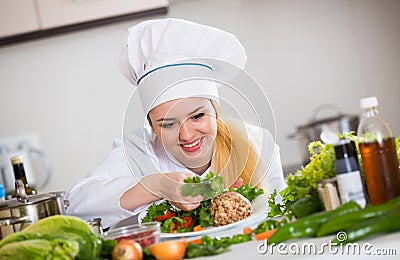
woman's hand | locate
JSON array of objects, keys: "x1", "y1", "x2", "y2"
[
  {"x1": 150, "y1": 172, "x2": 203, "y2": 211},
  {"x1": 121, "y1": 172, "x2": 202, "y2": 212},
  {"x1": 231, "y1": 178, "x2": 243, "y2": 189}
]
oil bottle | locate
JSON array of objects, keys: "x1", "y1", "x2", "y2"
[{"x1": 357, "y1": 97, "x2": 400, "y2": 205}]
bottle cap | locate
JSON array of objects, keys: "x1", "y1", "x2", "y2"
[
  {"x1": 10, "y1": 155, "x2": 24, "y2": 165},
  {"x1": 360, "y1": 96, "x2": 378, "y2": 109}
]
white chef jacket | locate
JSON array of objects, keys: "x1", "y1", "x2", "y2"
[{"x1": 65, "y1": 124, "x2": 286, "y2": 228}]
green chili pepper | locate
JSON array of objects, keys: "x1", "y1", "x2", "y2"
[
  {"x1": 287, "y1": 195, "x2": 322, "y2": 219},
  {"x1": 333, "y1": 207, "x2": 400, "y2": 244},
  {"x1": 317, "y1": 195, "x2": 400, "y2": 237},
  {"x1": 268, "y1": 201, "x2": 361, "y2": 244}
]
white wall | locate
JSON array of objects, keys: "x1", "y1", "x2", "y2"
[{"x1": 0, "y1": 0, "x2": 399, "y2": 192}]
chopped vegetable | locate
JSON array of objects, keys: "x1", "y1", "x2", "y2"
[
  {"x1": 186, "y1": 235, "x2": 252, "y2": 259},
  {"x1": 201, "y1": 234, "x2": 252, "y2": 247},
  {"x1": 193, "y1": 225, "x2": 206, "y2": 232},
  {"x1": 252, "y1": 219, "x2": 280, "y2": 235},
  {"x1": 243, "y1": 227, "x2": 252, "y2": 234},
  {"x1": 153, "y1": 211, "x2": 176, "y2": 222},
  {"x1": 255, "y1": 229, "x2": 277, "y2": 240},
  {"x1": 140, "y1": 201, "x2": 171, "y2": 223},
  {"x1": 188, "y1": 238, "x2": 203, "y2": 244}
]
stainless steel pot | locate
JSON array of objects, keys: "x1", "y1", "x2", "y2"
[
  {"x1": 0, "y1": 187, "x2": 69, "y2": 239},
  {"x1": 288, "y1": 105, "x2": 359, "y2": 164}
]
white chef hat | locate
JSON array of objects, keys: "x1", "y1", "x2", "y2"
[{"x1": 119, "y1": 18, "x2": 247, "y2": 113}]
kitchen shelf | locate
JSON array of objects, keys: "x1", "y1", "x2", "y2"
[
  {"x1": 0, "y1": 0, "x2": 168, "y2": 48},
  {"x1": 0, "y1": 7, "x2": 167, "y2": 47}
]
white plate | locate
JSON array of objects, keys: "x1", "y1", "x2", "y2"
[{"x1": 138, "y1": 195, "x2": 269, "y2": 238}]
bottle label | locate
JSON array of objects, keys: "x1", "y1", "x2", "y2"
[{"x1": 336, "y1": 170, "x2": 367, "y2": 208}]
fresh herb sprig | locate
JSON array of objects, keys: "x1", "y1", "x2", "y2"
[
  {"x1": 181, "y1": 172, "x2": 224, "y2": 199},
  {"x1": 229, "y1": 184, "x2": 264, "y2": 202},
  {"x1": 140, "y1": 201, "x2": 172, "y2": 223}
]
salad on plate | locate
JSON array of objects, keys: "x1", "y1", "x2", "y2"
[{"x1": 140, "y1": 172, "x2": 265, "y2": 235}]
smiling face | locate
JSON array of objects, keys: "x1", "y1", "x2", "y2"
[{"x1": 148, "y1": 98, "x2": 218, "y2": 174}]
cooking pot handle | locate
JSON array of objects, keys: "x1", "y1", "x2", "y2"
[
  {"x1": 0, "y1": 215, "x2": 33, "y2": 227},
  {"x1": 312, "y1": 104, "x2": 343, "y2": 120},
  {"x1": 64, "y1": 199, "x2": 70, "y2": 210},
  {"x1": 287, "y1": 131, "x2": 306, "y2": 139}
]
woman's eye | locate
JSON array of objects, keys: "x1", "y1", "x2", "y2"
[
  {"x1": 160, "y1": 122, "x2": 175, "y2": 128},
  {"x1": 192, "y1": 113, "x2": 205, "y2": 120}
]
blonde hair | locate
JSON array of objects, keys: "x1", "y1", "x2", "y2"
[{"x1": 210, "y1": 101, "x2": 261, "y2": 188}]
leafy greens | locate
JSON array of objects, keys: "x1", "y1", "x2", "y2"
[
  {"x1": 268, "y1": 141, "x2": 335, "y2": 217},
  {"x1": 181, "y1": 172, "x2": 224, "y2": 199}
]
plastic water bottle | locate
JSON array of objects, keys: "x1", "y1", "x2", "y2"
[
  {"x1": 0, "y1": 183, "x2": 5, "y2": 202},
  {"x1": 357, "y1": 97, "x2": 400, "y2": 205}
]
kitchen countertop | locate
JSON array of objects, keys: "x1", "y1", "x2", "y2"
[{"x1": 114, "y1": 212, "x2": 400, "y2": 259}]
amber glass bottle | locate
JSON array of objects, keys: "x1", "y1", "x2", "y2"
[{"x1": 357, "y1": 97, "x2": 400, "y2": 205}]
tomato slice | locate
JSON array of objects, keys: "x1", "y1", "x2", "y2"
[
  {"x1": 154, "y1": 211, "x2": 176, "y2": 221},
  {"x1": 169, "y1": 216, "x2": 193, "y2": 233},
  {"x1": 180, "y1": 216, "x2": 193, "y2": 229}
]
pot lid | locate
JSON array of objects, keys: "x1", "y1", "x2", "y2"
[
  {"x1": 0, "y1": 191, "x2": 65, "y2": 209},
  {"x1": 297, "y1": 105, "x2": 358, "y2": 130}
]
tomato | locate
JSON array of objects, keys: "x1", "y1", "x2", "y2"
[
  {"x1": 150, "y1": 240, "x2": 187, "y2": 260},
  {"x1": 112, "y1": 240, "x2": 143, "y2": 260},
  {"x1": 154, "y1": 211, "x2": 176, "y2": 221},
  {"x1": 180, "y1": 216, "x2": 193, "y2": 229},
  {"x1": 169, "y1": 216, "x2": 193, "y2": 233}
]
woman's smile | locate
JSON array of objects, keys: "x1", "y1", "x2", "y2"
[{"x1": 179, "y1": 137, "x2": 204, "y2": 152}]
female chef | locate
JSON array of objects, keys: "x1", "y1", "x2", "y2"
[{"x1": 66, "y1": 18, "x2": 286, "y2": 228}]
